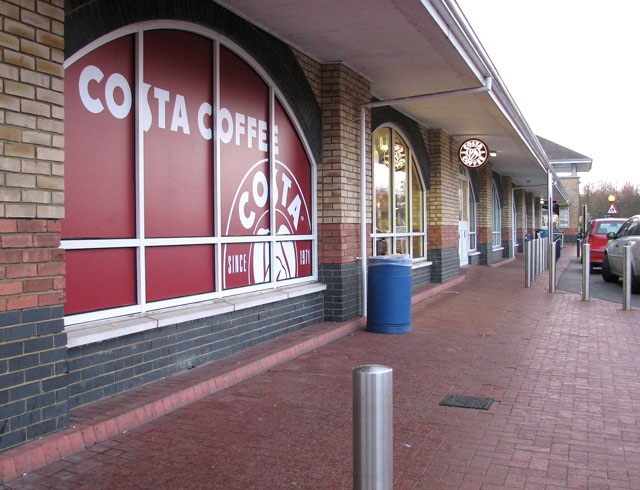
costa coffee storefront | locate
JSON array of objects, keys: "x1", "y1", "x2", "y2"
[
  {"x1": 0, "y1": 0, "x2": 567, "y2": 451},
  {"x1": 64, "y1": 27, "x2": 314, "y2": 323}
]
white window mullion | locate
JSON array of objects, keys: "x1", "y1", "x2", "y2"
[
  {"x1": 135, "y1": 29, "x2": 147, "y2": 312},
  {"x1": 408, "y1": 153, "x2": 413, "y2": 257},
  {"x1": 213, "y1": 40, "x2": 222, "y2": 295},
  {"x1": 269, "y1": 87, "x2": 276, "y2": 286},
  {"x1": 390, "y1": 131, "x2": 396, "y2": 254}
]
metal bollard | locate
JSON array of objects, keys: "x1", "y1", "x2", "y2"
[
  {"x1": 577, "y1": 238, "x2": 581, "y2": 258},
  {"x1": 525, "y1": 240, "x2": 531, "y2": 288},
  {"x1": 582, "y1": 243, "x2": 590, "y2": 301},
  {"x1": 548, "y1": 240, "x2": 556, "y2": 293},
  {"x1": 623, "y1": 245, "x2": 632, "y2": 311},
  {"x1": 353, "y1": 365, "x2": 393, "y2": 490}
]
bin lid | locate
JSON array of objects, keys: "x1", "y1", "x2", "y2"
[{"x1": 368, "y1": 254, "x2": 412, "y2": 267}]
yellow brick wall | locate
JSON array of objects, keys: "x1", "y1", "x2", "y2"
[{"x1": 0, "y1": 0, "x2": 64, "y2": 220}]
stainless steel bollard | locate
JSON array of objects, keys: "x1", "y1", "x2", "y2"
[
  {"x1": 353, "y1": 365, "x2": 393, "y2": 490},
  {"x1": 525, "y1": 240, "x2": 532, "y2": 288},
  {"x1": 582, "y1": 244, "x2": 590, "y2": 301},
  {"x1": 623, "y1": 245, "x2": 632, "y2": 311},
  {"x1": 548, "y1": 240, "x2": 556, "y2": 293}
]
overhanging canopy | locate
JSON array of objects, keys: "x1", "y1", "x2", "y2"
[{"x1": 216, "y1": 0, "x2": 567, "y2": 201}]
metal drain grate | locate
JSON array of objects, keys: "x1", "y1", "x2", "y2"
[{"x1": 439, "y1": 394, "x2": 494, "y2": 410}]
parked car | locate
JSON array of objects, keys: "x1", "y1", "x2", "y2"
[
  {"x1": 602, "y1": 215, "x2": 640, "y2": 293},
  {"x1": 581, "y1": 218, "x2": 626, "y2": 270}
]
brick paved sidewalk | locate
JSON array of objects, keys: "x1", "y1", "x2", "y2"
[{"x1": 4, "y1": 246, "x2": 640, "y2": 489}]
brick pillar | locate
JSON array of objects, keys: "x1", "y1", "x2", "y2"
[
  {"x1": 535, "y1": 198, "x2": 543, "y2": 231},
  {"x1": 500, "y1": 175, "x2": 513, "y2": 258},
  {"x1": 475, "y1": 164, "x2": 494, "y2": 264},
  {"x1": 515, "y1": 189, "x2": 527, "y2": 251},
  {"x1": 317, "y1": 63, "x2": 370, "y2": 321},
  {"x1": 525, "y1": 192, "x2": 535, "y2": 238},
  {"x1": 426, "y1": 129, "x2": 459, "y2": 282},
  {"x1": 0, "y1": 0, "x2": 68, "y2": 451},
  {"x1": 559, "y1": 176, "x2": 580, "y2": 242}
]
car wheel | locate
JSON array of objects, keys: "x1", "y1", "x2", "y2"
[
  {"x1": 601, "y1": 255, "x2": 618, "y2": 283},
  {"x1": 632, "y1": 273, "x2": 640, "y2": 294}
]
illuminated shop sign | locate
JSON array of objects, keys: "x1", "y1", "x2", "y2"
[
  {"x1": 63, "y1": 29, "x2": 313, "y2": 318},
  {"x1": 458, "y1": 139, "x2": 489, "y2": 168}
]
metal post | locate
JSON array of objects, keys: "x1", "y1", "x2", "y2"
[
  {"x1": 623, "y1": 245, "x2": 632, "y2": 311},
  {"x1": 525, "y1": 240, "x2": 531, "y2": 288},
  {"x1": 353, "y1": 365, "x2": 393, "y2": 490},
  {"x1": 548, "y1": 239, "x2": 556, "y2": 293},
  {"x1": 533, "y1": 238, "x2": 537, "y2": 276},
  {"x1": 532, "y1": 239, "x2": 536, "y2": 278},
  {"x1": 577, "y1": 238, "x2": 581, "y2": 258},
  {"x1": 582, "y1": 243, "x2": 590, "y2": 301}
]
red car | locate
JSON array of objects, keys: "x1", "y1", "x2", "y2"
[{"x1": 582, "y1": 218, "x2": 626, "y2": 270}]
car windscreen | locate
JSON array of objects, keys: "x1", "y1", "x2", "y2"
[{"x1": 595, "y1": 221, "x2": 624, "y2": 235}]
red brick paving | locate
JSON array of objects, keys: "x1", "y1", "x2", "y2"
[{"x1": 3, "y1": 244, "x2": 640, "y2": 489}]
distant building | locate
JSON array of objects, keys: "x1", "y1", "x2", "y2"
[{"x1": 538, "y1": 136, "x2": 593, "y2": 242}]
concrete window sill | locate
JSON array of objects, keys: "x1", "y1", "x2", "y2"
[{"x1": 65, "y1": 282, "x2": 327, "y2": 348}]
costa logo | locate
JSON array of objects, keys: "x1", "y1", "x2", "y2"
[
  {"x1": 77, "y1": 64, "x2": 279, "y2": 153},
  {"x1": 223, "y1": 160, "x2": 311, "y2": 289}
]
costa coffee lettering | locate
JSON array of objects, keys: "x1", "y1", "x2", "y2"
[
  {"x1": 78, "y1": 64, "x2": 278, "y2": 152},
  {"x1": 237, "y1": 168, "x2": 303, "y2": 232},
  {"x1": 227, "y1": 254, "x2": 247, "y2": 274},
  {"x1": 79, "y1": 64, "x2": 132, "y2": 119}
]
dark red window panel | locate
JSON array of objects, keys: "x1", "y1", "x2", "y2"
[
  {"x1": 145, "y1": 245, "x2": 214, "y2": 302},
  {"x1": 65, "y1": 248, "x2": 137, "y2": 315}
]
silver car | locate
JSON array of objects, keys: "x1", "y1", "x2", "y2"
[{"x1": 602, "y1": 214, "x2": 640, "y2": 293}]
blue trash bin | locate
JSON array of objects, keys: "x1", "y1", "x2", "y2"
[{"x1": 367, "y1": 254, "x2": 412, "y2": 334}]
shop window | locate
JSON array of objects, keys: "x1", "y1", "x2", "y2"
[
  {"x1": 469, "y1": 187, "x2": 477, "y2": 250},
  {"x1": 492, "y1": 182, "x2": 502, "y2": 247},
  {"x1": 372, "y1": 127, "x2": 426, "y2": 259},
  {"x1": 459, "y1": 165, "x2": 476, "y2": 252},
  {"x1": 62, "y1": 26, "x2": 315, "y2": 325}
]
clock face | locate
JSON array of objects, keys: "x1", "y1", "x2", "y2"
[{"x1": 459, "y1": 139, "x2": 489, "y2": 168}]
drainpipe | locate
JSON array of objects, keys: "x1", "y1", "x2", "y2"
[
  {"x1": 358, "y1": 79, "x2": 493, "y2": 317},
  {"x1": 360, "y1": 106, "x2": 368, "y2": 317}
]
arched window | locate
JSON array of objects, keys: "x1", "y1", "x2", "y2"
[
  {"x1": 459, "y1": 165, "x2": 477, "y2": 252},
  {"x1": 62, "y1": 25, "x2": 316, "y2": 325},
  {"x1": 372, "y1": 127, "x2": 426, "y2": 258},
  {"x1": 492, "y1": 182, "x2": 502, "y2": 247}
]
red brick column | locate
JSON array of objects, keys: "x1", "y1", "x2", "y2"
[
  {"x1": 316, "y1": 63, "x2": 371, "y2": 320},
  {"x1": 0, "y1": 219, "x2": 65, "y2": 312},
  {"x1": 426, "y1": 129, "x2": 461, "y2": 281},
  {"x1": 0, "y1": 0, "x2": 68, "y2": 452}
]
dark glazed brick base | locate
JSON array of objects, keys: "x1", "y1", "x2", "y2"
[
  {"x1": 319, "y1": 262, "x2": 361, "y2": 322},
  {"x1": 0, "y1": 307, "x2": 69, "y2": 451},
  {"x1": 66, "y1": 293, "x2": 323, "y2": 410},
  {"x1": 412, "y1": 264, "x2": 431, "y2": 289},
  {"x1": 428, "y1": 248, "x2": 459, "y2": 283}
]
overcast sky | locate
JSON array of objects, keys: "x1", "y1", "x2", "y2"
[{"x1": 455, "y1": 0, "x2": 640, "y2": 190}]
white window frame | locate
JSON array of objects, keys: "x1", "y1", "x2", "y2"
[
  {"x1": 492, "y1": 182, "x2": 502, "y2": 248},
  {"x1": 62, "y1": 21, "x2": 318, "y2": 326},
  {"x1": 371, "y1": 125, "x2": 427, "y2": 260},
  {"x1": 469, "y1": 185, "x2": 477, "y2": 251}
]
